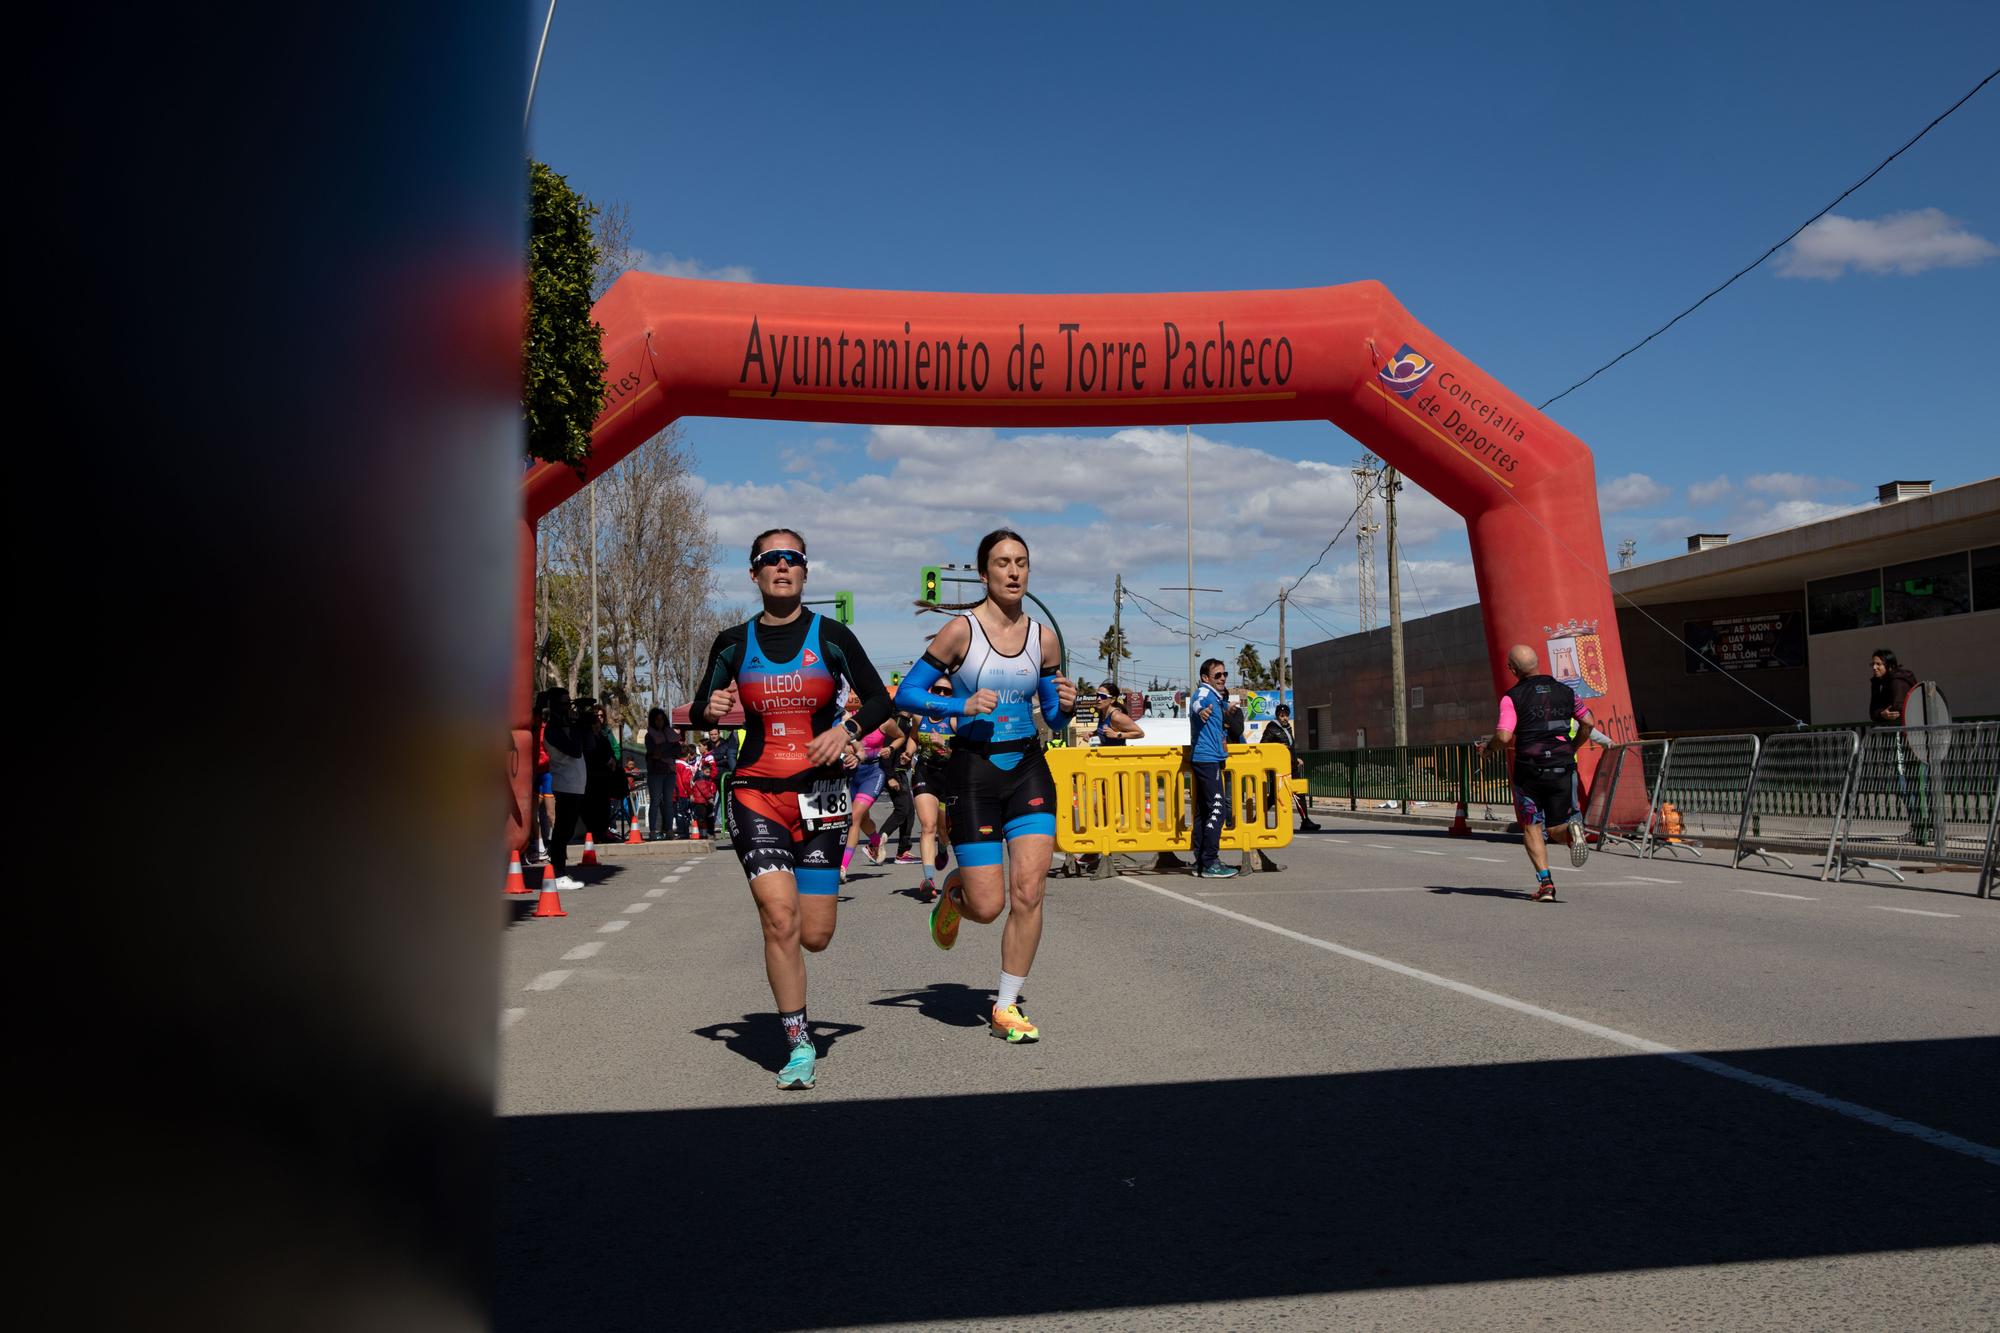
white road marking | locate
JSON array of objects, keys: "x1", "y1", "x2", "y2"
[
  {"x1": 1867, "y1": 905, "x2": 1960, "y2": 919},
  {"x1": 561, "y1": 942, "x2": 604, "y2": 961},
  {"x1": 1118, "y1": 875, "x2": 2000, "y2": 1167},
  {"x1": 598, "y1": 919, "x2": 631, "y2": 933},
  {"x1": 1625, "y1": 876, "x2": 1679, "y2": 884},
  {"x1": 1737, "y1": 889, "x2": 1816, "y2": 900},
  {"x1": 1366, "y1": 843, "x2": 1398, "y2": 850},
  {"x1": 645, "y1": 887, "x2": 667, "y2": 898},
  {"x1": 1412, "y1": 849, "x2": 1446, "y2": 856},
  {"x1": 623, "y1": 902, "x2": 652, "y2": 913},
  {"x1": 1200, "y1": 885, "x2": 1433, "y2": 897},
  {"x1": 500, "y1": 1008, "x2": 526, "y2": 1030},
  {"x1": 1321, "y1": 839, "x2": 1351, "y2": 845},
  {"x1": 523, "y1": 970, "x2": 572, "y2": 992},
  {"x1": 1466, "y1": 856, "x2": 1506, "y2": 863}
]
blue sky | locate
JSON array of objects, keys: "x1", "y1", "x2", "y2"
[{"x1": 527, "y1": 2, "x2": 2000, "y2": 686}]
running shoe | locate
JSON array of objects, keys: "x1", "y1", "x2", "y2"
[
  {"x1": 990, "y1": 1004, "x2": 1039, "y2": 1043},
  {"x1": 929, "y1": 886, "x2": 961, "y2": 951},
  {"x1": 894, "y1": 852, "x2": 920, "y2": 864},
  {"x1": 1198, "y1": 863, "x2": 1239, "y2": 879},
  {"x1": 776, "y1": 1040, "x2": 816, "y2": 1089},
  {"x1": 934, "y1": 843, "x2": 950, "y2": 872},
  {"x1": 1567, "y1": 815, "x2": 1591, "y2": 867},
  {"x1": 919, "y1": 876, "x2": 938, "y2": 903},
  {"x1": 551, "y1": 874, "x2": 584, "y2": 891},
  {"x1": 1529, "y1": 879, "x2": 1557, "y2": 904}
]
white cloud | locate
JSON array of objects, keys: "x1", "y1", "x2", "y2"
[
  {"x1": 1688, "y1": 475, "x2": 1733, "y2": 506},
  {"x1": 1775, "y1": 209, "x2": 1998, "y2": 280},
  {"x1": 1730, "y1": 498, "x2": 1870, "y2": 538},
  {"x1": 1743, "y1": 472, "x2": 1853, "y2": 500},
  {"x1": 634, "y1": 248, "x2": 757, "y2": 283},
  {"x1": 1599, "y1": 472, "x2": 1673, "y2": 513}
]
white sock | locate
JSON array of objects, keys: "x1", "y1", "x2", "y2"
[{"x1": 997, "y1": 970, "x2": 1026, "y2": 1011}]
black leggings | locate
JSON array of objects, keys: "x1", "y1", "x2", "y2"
[
  {"x1": 877, "y1": 779, "x2": 915, "y2": 853},
  {"x1": 549, "y1": 792, "x2": 586, "y2": 872}
]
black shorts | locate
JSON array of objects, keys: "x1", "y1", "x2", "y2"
[
  {"x1": 729, "y1": 785, "x2": 846, "y2": 895},
  {"x1": 910, "y1": 755, "x2": 948, "y2": 800},
  {"x1": 941, "y1": 747, "x2": 1058, "y2": 867},
  {"x1": 1513, "y1": 765, "x2": 1579, "y2": 828}
]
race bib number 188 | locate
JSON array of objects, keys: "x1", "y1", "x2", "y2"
[{"x1": 799, "y1": 778, "x2": 850, "y2": 831}]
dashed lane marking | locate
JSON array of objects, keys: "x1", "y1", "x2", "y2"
[
  {"x1": 523, "y1": 970, "x2": 573, "y2": 992},
  {"x1": 1867, "y1": 905, "x2": 1960, "y2": 918},
  {"x1": 599, "y1": 919, "x2": 631, "y2": 933},
  {"x1": 1412, "y1": 849, "x2": 1446, "y2": 856},
  {"x1": 645, "y1": 887, "x2": 667, "y2": 898},
  {"x1": 1118, "y1": 875, "x2": 2000, "y2": 1168},
  {"x1": 1366, "y1": 843, "x2": 1398, "y2": 850},
  {"x1": 623, "y1": 902, "x2": 652, "y2": 913},
  {"x1": 1737, "y1": 888, "x2": 1816, "y2": 900},
  {"x1": 1466, "y1": 856, "x2": 1506, "y2": 863},
  {"x1": 500, "y1": 1008, "x2": 526, "y2": 1030},
  {"x1": 1625, "y1": 876, "x2": 1679, "y2": 884},
  {"x1": 561, "y1": 942, "x2": 604, "y2": 961},
  {"x1": 1199, "y1": 886, "x2": 1434, "y2": 897}
]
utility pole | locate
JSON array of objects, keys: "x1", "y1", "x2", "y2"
[
  {"x1": 1276, "y1": 585, "x2": 1288, "y2": 699},
  {"x1": 1385, "y1": 465, "x2": 1406, "y2": 750},
  {"x1": 1113, "y1": 572, "x2": 1124, "y2": 691},
  {"x1": 1354, "y1": 454, "x2": 1380, "y2": 631},
  {"x1": 1184, "y1": 425, "x2": 1195, "y2": 690}
]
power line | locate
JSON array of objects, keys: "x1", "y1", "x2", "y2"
[
  {"x1": 1189, "y1": 476, "x2": 1385, "y2": 644},
  {"x1": 1539, "y1": 64, "x2": 1999, "y2": 410}
]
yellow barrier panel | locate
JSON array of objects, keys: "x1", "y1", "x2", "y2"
[{"x1": 1046, "y1": 744, "x2": 1295, "y2": 858}]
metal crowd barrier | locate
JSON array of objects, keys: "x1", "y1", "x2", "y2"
[
  {"x1": 1644, "y1": 734, "x2": 1759, "y2": 860},
  {"x1": 1827, "y1": 722, "x2": 2000, "y2": 884},
  {"x1": 1048, "y1": 743, "x2": 1294, "y2": 876},
  {"x1": 1732, "y1": 729, "x2": 1860, "y2": 873},
  {"x1": 1583, "y1": 740, "x2": 1663, "y2": 853}
]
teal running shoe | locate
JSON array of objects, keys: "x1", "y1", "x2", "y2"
[
  {"x1": 1199, "y1": 863, "x2": 1239, "y2": 879},
  {"x1": 776, "y1": 1040, "x2": 817, "y2": 1090}
]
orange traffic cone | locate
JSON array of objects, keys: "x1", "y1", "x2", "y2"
[
  {"x1": 1661, "y1": 802, "x2": 1684, "y2": 843},
  {"x1": 505, "y1": 851, "x2": 532, "y2": 895},
  {"x1": 625, "y1": 814, "x2": 644, "y2": 845},
  {"x1": 581, "y1": 833, "x2": 600, "y2": 866},
  {"x1": 690, "y1": 815, "x2": 703, "y2": 840},
  {"x1": 1448, "y1": 799, "x2": 1471, "y2": 837},
  {"x1": 532, "y1": 874, "x2": 567, "y2": 918}
]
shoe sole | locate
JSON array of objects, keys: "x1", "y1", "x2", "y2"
[
  {"x1": 990, "y1": 1026, "x2": 1039, "y2": 1043},
  {"x1": 776, "y1": 1073, "x2": 816, "y2": 1089},
  {"x1": 1568, "y1": 820, "x2": 1591, "y2": 867},
  {"x1": 929, "y1": 904, "x2": 959, "y2": 951}
]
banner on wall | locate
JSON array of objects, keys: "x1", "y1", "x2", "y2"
[{"x1": 1682, "y1": 612, "x2": 1805, "y2": 674}]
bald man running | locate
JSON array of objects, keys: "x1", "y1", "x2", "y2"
[{"x1": 1491, "y1": 644, "x2": 1594, "y2": 903}]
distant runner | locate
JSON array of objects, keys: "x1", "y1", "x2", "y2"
[
  {"x1": 1491, "y1": 644, "x2": 1594, "y2": 903},
  {"x1": 696, "y1": 528, "x2": 895, "y2": 1089}
]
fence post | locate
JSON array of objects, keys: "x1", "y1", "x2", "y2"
[{"x1": 1347, "y1": 753, "x2": 1357, "y2": 812}]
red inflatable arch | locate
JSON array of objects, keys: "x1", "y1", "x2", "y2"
[{"x1": 510, "y1": 277, "x2": 1638, "y2": 847}]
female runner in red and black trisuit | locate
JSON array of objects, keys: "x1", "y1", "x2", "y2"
[{"x1": 695, "y1": 527, "x2": 896, "y2": 1089}]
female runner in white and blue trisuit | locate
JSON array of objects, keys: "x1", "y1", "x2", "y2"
[{"x1": 894, "y1": 529, "x2": 1075, "y2": 1043}]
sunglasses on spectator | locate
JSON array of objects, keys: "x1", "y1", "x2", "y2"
[{"x1": 752, "y1": 549, "x2": 807, "y2": 569}]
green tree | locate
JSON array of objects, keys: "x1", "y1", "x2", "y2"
[
  {"x1": 525, "y1": 161, "x2": 608, "y2": 468},
  {"x1": 1097, "y1": 621, "x2": 1132, "y2": 681},
  {"x1": 1235, "y1": 643, "x2": 1270, "y2": 688}
]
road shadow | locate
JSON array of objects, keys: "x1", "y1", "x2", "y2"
[
  {"x1": 868, "y1": 982, "x2": 998, "y2": 1029},
  {"x1": 502, "y1": 898, "x2": 539, "y2": 927},
  {"x1": 497, "y1": 1036, "x2": 1999, "y2": 1331},
  {"x1": 1430, "y1": 884, "x2": 1538, "y2": 901},
  {"x1": 690, "y1": 1014, "x2": 866, "y2": 1072}
]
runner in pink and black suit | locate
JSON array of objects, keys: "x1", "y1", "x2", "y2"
[{"x1": 1492, "y1": 643, "x2": 1595, "y2": 902}]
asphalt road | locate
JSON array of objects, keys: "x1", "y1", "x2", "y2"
[{"x1": 496, "y1": 824, "x2": 1998, "y2": 1331}]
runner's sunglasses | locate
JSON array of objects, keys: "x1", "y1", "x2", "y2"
[{"x1": 752, "y1": 549, "x2": 807, "y2": 569}]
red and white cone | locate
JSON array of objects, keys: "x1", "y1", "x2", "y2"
[
  {"x1": 531, "y1": 874, "x2": 567, "y2": 918},
  {"x1": 505, "y1": 851, "x2": 531, "y2": 895},
  {"x1": 625, "y1": 814, "x2": 644, "y2": 845},
  {"x1": 1448, "y1": 799, "x2": 1471, "y2": 838},
  {"x1": 581, "y1": 833, "x2": 601, "y2": 867}
]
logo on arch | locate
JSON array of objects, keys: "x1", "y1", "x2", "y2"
[{"x1": 1377, "y1": 344, "x2": 1434, "y2": 399}]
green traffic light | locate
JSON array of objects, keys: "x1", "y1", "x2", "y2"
[{"x1": 920, "y1": 565, "x2": 941, "y2": 604}]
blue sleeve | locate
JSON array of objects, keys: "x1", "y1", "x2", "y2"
[
  {"x1": 1037, "y1": 665, "x2": 1067, "y2": 727},
  {"x1": 895, "y1": 654, "x2": 967, "y2": 717}
]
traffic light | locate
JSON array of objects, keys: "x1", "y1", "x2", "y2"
[
  {"x1": 920, "y1": 565, "x2": 942, "y2": 604},
  {"x1": 890, "y1": 671, "x2": 903, "y2": 689},
  {"x1": 833, "y1": 591, "x2": 855, "y2": 625}
]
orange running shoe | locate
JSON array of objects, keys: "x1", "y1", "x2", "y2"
[
  {"x1": 929, "y1": 873, "x2": 962, "y2": 950},
  {"x1": 990, "y1": 1003, "x2": 1039, "y2": 1043}
]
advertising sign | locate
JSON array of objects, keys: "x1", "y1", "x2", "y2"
[{"x1": 1682, "y1": 612, "x2": 1805, "y2": 674}]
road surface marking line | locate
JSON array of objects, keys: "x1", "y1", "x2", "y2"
[
  {"x1": 1625, "y1": 876, "x2": 1679, "y2": 884},
  {"x1": 1366, "y1": 843, "x2": 1398, "y2": 850},
  {"x1": 561, "y1": 942, "x2": 604, "y2": 961},
  {"x1": 500, "y1": 1008, "x2": 526, "y2": 1030},
  {"x1": 1867, "y1": 905, "x2": 1960, "y2": 918},
  {"x1": 645, "y1": 887, "x2": 667, "y2": 898},
  {"x1": 1737, "y1": 888, "x2": 1816, "y2": 900},
  {"x1": 523, "y1": 970, "x2": 572, "y2": 992},
  {"x1": 1117, "y1": 875, "x2": 2000, "y2": 1167},
  {"x1": 598, "y1": 919, "x2": 631, "y2": 933},
  {"x1": 1199, "y1": 886, "x2": 1431, "y2": 896},
  {"x1": 1466, "y1": 856, "x2": 1506, "y2": 863},
  {"x1": 623, "y1": 902, "x2": 652, "y2": 913},
  {"x1": 1322, "y1": 838, "x2": 1351, "y2": 845},
  {"x1": 1412, "y1": 849, "x2": 1446, "y2": 856}
]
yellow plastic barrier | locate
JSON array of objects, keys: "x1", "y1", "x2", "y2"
[{"x1": 1046, "y1": 744, "x2": 1295, "y2": 859}]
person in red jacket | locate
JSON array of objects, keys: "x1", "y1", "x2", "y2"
[{"x1": 689, "y1": 742, "x2": 718, "y2": 836}]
